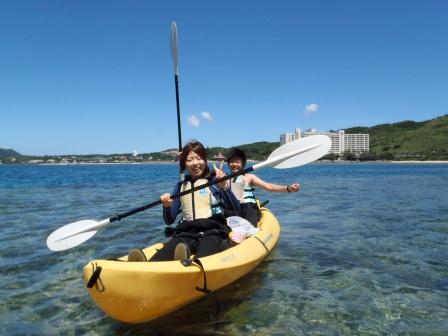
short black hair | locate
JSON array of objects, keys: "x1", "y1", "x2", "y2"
[{"x1": 226, "y1": 148, "x2": 247, "y2": 168}]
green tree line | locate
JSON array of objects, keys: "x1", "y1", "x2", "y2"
[{"x1": 2, "y1": 114, "x2": 447, "y2": 163}]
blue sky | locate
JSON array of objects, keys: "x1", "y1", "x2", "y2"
[{"x1": 1, "y1": 1, "x2": 447, "y2": 155}]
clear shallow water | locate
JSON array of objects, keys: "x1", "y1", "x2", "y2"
[{"x1": 1, "y1": 163, "x2": 447, "y2": 335}]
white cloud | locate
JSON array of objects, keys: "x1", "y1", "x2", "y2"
[
  {"x1": 187, "y1": 115, "x2": 200, "y2": 127},
  {"x1": 304, "y1": 103, "x2": 319, "y2": 116},
  {"x1": 187, "y1": 112, "x2": 212, "y2": 127},
  {"x1": 201, "y1": 111, "x2": 213, "y2": 121}
]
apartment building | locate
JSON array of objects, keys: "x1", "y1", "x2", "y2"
[
  {"x1": 280, "y1": 129, "x2": 369, "y2": 155},
  {"x1": 280, "y1": 128, "x2": 302, "y2": 145}
]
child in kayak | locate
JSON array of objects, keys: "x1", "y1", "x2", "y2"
[
  {"x1": 148, "y1": 140, "x2": 240, "y2": 261},
  {"x1": 225, "y1": 148, "x2": 300, "y2": 226}
]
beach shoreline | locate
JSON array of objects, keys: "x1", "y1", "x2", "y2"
[{"x1": 2, "y1": 159, "x2": 448, "y2": 166}]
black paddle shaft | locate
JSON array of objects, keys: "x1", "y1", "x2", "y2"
[
  {"x1": 109, "y1": 166, "x2": 254, "y2": 223},
  {"x1": 174, "y1": 74, "x2": 182, "y2": 152}
]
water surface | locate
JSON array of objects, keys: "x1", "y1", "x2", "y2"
[{"x1": 1, "y1": 163, "x2": 447, "y2": 335}]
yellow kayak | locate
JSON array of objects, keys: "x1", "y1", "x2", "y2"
[{"x1": 82, "y1": 207, "x2": 280, "y2": 324}]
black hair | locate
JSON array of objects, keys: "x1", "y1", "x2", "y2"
[{"x1": 226, "y1": 148, "x2": 247, "y2": 168}]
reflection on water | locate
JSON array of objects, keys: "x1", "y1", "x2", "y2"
[{"x1": 1, "y1": 163, "x2": 448, "y2": 335}]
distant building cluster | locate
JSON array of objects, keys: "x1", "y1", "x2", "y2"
[{"x1": 280, "y1": 128, "x2": 369, "y2": 155}]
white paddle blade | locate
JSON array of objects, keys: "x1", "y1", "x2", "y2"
[
  {"x1": 269, "y1": 135, "x2": 331, "y2": 169},
  {"x1": 47, "y1": 229, "x2": 97, "y2": 252},
  {"x1": 170, "y1": 21, "x2": 179, "y2": 75},
  {"x1": 46, "y1": 219, "x2": 100, "y2": 251}
]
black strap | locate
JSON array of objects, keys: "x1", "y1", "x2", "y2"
[
  {"x1": 243, "y1": 196, "x2": 256, "y2": 200},
  {"x1": 192, "y1": 258, "x2": 209, "y2": 293},
  {"x1": 86, "y1": 263, "x2": 105, "y2": 292},
  {"x1": 181, "y1": 258, "x2": 220, "y2": 319},
  {"x1": 253, "y1": 236, "x2": 269, "y2": 253}
]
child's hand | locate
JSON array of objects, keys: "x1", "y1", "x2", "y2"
[{"x1": 288, "y1": 183, "x2": 300, "y2": 192}]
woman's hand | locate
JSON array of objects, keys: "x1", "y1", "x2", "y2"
[
  {"x1": 213, "y1": 161, "x2": 228, "y2": 189},
  {"x1": 160, "y1": 193, "x2": 173, "y2": 208},
  {"x1": 288, "y1": 183, "x2": 300, "y2": 192}
]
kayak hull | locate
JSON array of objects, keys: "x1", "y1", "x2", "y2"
[{"x1": 82, "y1": 208, "x2": 280, "y2": 323}]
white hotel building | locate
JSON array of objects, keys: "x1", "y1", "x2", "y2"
[{"x1": 280, "y1": 128, "x2": 369, "y2": 155}]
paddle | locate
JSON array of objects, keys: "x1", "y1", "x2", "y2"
[
  {"x1": 46, "y1": 135, "x2": 331, "y2": 251},
  {"x1": 171, "y1": 21, "x2": 182, "y2": 155}
]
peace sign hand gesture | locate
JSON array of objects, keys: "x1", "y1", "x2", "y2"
[{"x1": 213, "y1": 161, "x2": 228, "y2": 189}]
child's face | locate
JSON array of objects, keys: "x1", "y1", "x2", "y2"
[{"x1": 228, "y1": 157, "x2": 243, "y2": 173}]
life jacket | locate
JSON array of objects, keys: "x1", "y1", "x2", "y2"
[
  {"x1": 230, "y1": 175, "x2": 257, "y2": 204},
  {"x1": 180, "y1": 177, "x2": 223, "y2": 221}
]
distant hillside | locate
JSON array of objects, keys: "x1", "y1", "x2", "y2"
[
  {"x1": 345, "y1": 114, "x2": 448, "y2": 160},
  {"x1": 206, "y1": 141, "x2": 279, "y2": 161},
  {"x1": 0, "y1": 148, "x2": 22, "y2": 158},
  {"x1": 3, "y1": 115, "x2": 447, "y2": 163}
]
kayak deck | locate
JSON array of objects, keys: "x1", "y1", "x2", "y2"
[{"x1": 82, "y1": 207, "x2": 280, "y2": 323}]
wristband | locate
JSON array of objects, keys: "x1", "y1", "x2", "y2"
[{"x1": 286, "y1": 185, "x2": 291, "y2": 193}]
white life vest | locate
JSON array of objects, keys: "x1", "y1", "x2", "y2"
[
  {"x1": 230, "y1": 175, "x2": 256, "y2": 204},
  {"x1": 180, "y1": 178, "x2": 222, "y2": 221}
]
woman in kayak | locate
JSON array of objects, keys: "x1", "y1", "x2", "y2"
[
  {"x1": 225, "y1": 148, "x2": 300, "y2": 226},
  {"x1": 148, "y1": 140, "x2": 240, "y2": 261}
]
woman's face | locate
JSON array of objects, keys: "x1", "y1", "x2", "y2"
[
  {"x1": 228, "y1": 157, "x2": 243, "y2": 173},
  {"x1": 185, "y1": 150, "x2": 207, "y2": 179}
]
